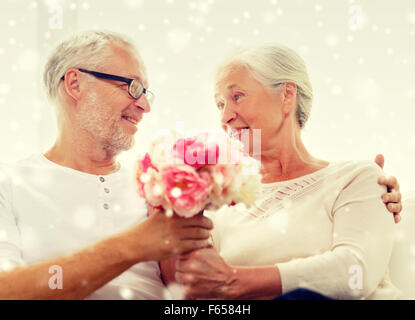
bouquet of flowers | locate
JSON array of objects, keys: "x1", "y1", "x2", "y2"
[{"x1": 136, "y1": 131, "x2": 262, "y2": 218}]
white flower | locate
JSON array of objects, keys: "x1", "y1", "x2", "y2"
[
  {"x1": 228, "y1": 157, "x2": 261, "y2": 207},
  {"x1": 148, "y1": 130, "x2": 179, "y2": 166}
]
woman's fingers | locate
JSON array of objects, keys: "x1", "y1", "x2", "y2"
[
  {"x1": 378, "y1": 175, "x2": 399, "y2": 192},
  {"x1": 374, "y1": 154, "x2": 385, "y2": 169}
]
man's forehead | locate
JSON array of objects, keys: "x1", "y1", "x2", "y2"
[
  {"x1": 126, "y1": 70, "x2": 148, "y2": 86},
  {"x1": 107, "y1": 44, "x2": 148, "y2": 86}
]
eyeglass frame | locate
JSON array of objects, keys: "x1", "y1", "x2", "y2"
[{"x1": 60, "y1": 68, "x2": 154, "y2": 104}]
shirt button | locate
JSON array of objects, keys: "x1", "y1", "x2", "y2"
[
  {"x1": 103, "y1": 203, "x2": 109, "y2": 210},
  {"x1": 104, "y1": 188, "x2": 110, "y2": 193},
  {"x1": 99, "y1": 177, "x2": 105, "y2": 182}
]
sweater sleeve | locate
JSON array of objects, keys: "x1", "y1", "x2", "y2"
[
  {"x1": 0, "y1": 166, "x2": 26, "y2": 271},
  {"x1": 276, "y1": 162, "x2": 396, "y2": 299}
]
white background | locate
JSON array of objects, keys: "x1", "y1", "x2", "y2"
[{"x1": 0, "y1": 0, "x2": 414, "y2": 195}]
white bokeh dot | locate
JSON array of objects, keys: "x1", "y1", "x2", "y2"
[
  {"x1": 167, "y1": 28, "x2": 192, "y2": 53},
  {"x1": 326, "y1": 34, "x2": 338, "y2": 47},
  {"x1": 170, "y1": 187, "x2": 182, "y2": 198},
  {"x1": 0, "y1": 83, "x2": 10, "y2": 95},
  {"x1": 0, "y1": 229, "x2": 7, "y2": 241},
  {"x1": 119, "y1": 287, "x2": 134, "y2": 300},
  {"x1": 18, "y1": 50, "x2": 39, "y2": 72}
]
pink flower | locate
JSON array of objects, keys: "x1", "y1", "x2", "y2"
[
  {"x1": 138, "y1": 153, "x2": 158, "y2": 173},
  {"x1": 162, "y1": 165, "x2": 211, "y2": 217},
  {"x1": 173, "y1": 134, "x2": 219, "y2": 170},
  {"x1": 136, "y1": 153, "x2": 158, "y2": 198},
  {"x1": 143, "y1": 168, "x2": 168, "y2": 207},
  {"x1": 205, "y1": 164, "x2": 236, "y2": 207}
]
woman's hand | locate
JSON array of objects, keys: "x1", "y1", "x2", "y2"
[
  {"x1": 175, "y1": 246, "x2": 236, "y2": 299},
  {"x1": 374, "y1": 154, "x2": 402, "y2": 223}
]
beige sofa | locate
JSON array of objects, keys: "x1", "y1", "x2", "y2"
[{"x1": 389, "y1": 196, "x2": 415, "y2": 299}]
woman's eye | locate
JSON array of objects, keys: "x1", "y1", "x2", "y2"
[
  {"x1": 234, "y1": 93, "x2": 243, "y2": 101},
  {"x1": 217, "y1": 103, "x2": 224, "y2": 110}
]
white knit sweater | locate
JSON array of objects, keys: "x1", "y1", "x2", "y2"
[{"x1": 205, "y1": 161, "x2": 401, "y2": 299}]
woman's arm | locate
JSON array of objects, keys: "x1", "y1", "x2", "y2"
[{"x1": 176, "y1": 163, "x2": 396, "y2": 300}]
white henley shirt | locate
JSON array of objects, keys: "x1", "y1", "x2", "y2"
[{"x1": 0, "y1": 153, "x2": 168, "y2": 299}]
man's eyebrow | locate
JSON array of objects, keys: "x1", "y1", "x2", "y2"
[
  {"x1": 126, "y1": 74, "x2": 148, "y2": 86},
  {"x1": 126, "y1": 74, "x2": 141, "y2": 80}
]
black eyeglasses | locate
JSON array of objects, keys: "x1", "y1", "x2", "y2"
[{"x1": 61, "y1": 68, "x2": 154, "y2": 104}]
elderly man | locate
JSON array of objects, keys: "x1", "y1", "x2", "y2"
[
  {"x1": 0, "y1": 31, "x2": 213, "y2": 299},
  {"x1": 0, "y1": 30, "x2": 402, "y2": 300}
]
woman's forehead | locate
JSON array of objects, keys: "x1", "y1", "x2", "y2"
[
  {"x1": 216, "y1": 65, "x2": 251, "y2": 88},
  {"x1": 215, "y1": 64, "x2": 264, "y2": 96}
]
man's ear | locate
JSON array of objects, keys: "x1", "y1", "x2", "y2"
[
  {"x1": 281, "y1": 82, "x2": 297, "y2": 116},
  {"x1": 63, "y1": 68, "x2": 83, "y2": 102}
]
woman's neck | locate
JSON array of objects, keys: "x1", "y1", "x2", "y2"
[{"x1": 259, "y1": 129, "x2": 328, "y2": 183}]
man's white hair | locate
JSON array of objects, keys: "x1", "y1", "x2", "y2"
[
  {"x1": 216, "y1": 44, "x2": 313, "y2": 129},
  {"x1": 43, "y1": 30, "x2": 145, "y2": 103}
]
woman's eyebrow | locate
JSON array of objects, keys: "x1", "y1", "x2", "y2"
[{"x1": 214, "y1": 84, "x2": 243, "y2": 99}]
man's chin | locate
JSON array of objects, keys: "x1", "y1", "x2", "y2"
[{"x1": 105, "y1": 137, "x2": 135, "y2": 155}]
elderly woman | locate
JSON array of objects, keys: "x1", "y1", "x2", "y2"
[{"x1": 160, "y1": 44, "x2": 402, "y2": 300}]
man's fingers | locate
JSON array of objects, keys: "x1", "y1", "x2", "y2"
[
  {"x1": 147, "y1": 205, "x2": 164, "y2": 217},
  {"x1": 183, "y1": 215, "x2": 213, "y2": 230},
  {"x1": 374, "y1": 154, "x2": 384, "y2": 169},
  {"x1": 180, "y1": 228, "x2": 211, "y2": 240}
]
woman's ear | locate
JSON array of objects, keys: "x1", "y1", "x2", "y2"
[
  {"x1": 281, "y1": 82, "x2": 297, "y2": 115},
  {"x1": 63, "y1": 68, "x2": 83, "y2": 102}
]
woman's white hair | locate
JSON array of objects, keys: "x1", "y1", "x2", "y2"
[
  {"x1": 43, "y1": 30, "x2": 145, "y2": 103},
  {"x1": 216, "y1": 44, "x2": 313, "y2": 129}
]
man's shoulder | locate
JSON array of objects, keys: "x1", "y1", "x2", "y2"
[
  {"x1": 0, "y1": 153, "x2": 53, "y2": 185},
  {"x1": 0, "y1": 153, "x2": 45, "y2": 170}
]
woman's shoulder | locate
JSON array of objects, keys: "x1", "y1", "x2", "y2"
[
  {"x1": 324, "y1": 160, "x2": 384, "y2": 194},
  {"x1": 328, "y1": 160, "x2": 383, "y2": 178}
]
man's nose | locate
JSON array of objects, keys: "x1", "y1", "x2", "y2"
[{"x1": 135, "y1": 94, "x2": 151, "y2": 113}]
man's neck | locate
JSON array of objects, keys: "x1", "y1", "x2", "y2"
[{"x1": 44, "y1": 135, "x2": 121, "y2": 176}]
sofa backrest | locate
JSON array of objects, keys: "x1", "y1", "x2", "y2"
[{"x1": 389, "y1": 196, "x2": 415, "y2": 299}]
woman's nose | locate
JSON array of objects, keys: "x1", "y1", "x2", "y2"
[{"x1": 221, "y1": 103, "x2": 236, "y2": 126}]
